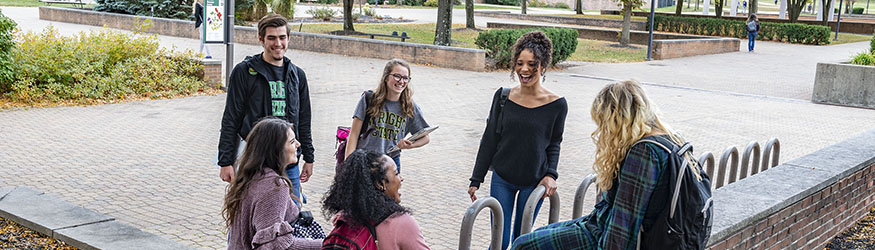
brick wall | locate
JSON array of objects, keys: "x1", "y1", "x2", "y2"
[
  {"x1": 39, "y1": 6, "x2": 488, "y2": 72},
  {"x1": 707, "y1": 163, "x2": 875, "y2": 250},
  {"x1": 200, "y1": 59, "x2": 223, "y2": 88},
  {"x1": 652, "y1": 38, "x2": 740, "y2": 60}
]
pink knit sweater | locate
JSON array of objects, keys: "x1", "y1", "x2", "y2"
[
  {"x1": 331, "y1": 212, "x2": 430, "y2": 250},
  {"x1": 228, "y1": 169, "x2": 322, "y2": 250}
]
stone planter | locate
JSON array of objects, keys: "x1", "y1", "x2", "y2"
[{"x1": 813, "y1": 62, "x2": 875, "y2": 109}]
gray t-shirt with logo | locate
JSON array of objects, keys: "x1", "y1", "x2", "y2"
[{"x1": 352, "y1": 93, "x2": 429, "y2": 157}]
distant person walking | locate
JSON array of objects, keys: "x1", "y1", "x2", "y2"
[
  {"x1": 746, "y1": 14, "x2": 761, "y2": 52},
  {"x1": 192, "y1": 0, "x2": 212, "y2": 59}
]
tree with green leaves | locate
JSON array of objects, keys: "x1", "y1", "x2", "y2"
[
  {"x1": 749, "y1": 0, "x2": 757, "y2": 14},
  {"x1": 434, "y1": 0, "x2": 452, "y2": 46},
  {"x1": 619, "y1": 0, "x2": 645, "y2": 45},
  {"x1": 716, "y1": 0, "x2": 725, "y2": 16}
]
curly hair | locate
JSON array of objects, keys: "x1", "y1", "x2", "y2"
[
  {"x1": 590, "y1": 80, "x2": 700, "y2": 191},
  {"x1": 322, "y1": 149, "x2": 409, "y2": 226},
  {"x1": 222, "y1": 117, "x2": 297, "y2": 229},
  {"x1": 510, "y1": 31, "x2": 553, "y2": 79},
  {"x1": 369, "y1": 59, "x2": 415, "y2": 118}
]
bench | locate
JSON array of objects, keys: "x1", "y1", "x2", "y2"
[
  {"x1": 364, "y1": 31, "x2": 411, "y2": 42},
  {"x1": 40, "y1": 0, "x2": 85, "y2": 8}
]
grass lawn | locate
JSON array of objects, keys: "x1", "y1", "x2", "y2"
[
  {"x1": 0, "y1": 0, "x2": 95, "y2": 8},
  {"x1": 297, "y1": 23, "x2": 644, "y2": 63},
  {"x1": 0, "y1": 0, "x2": 45, "y2": 7},
  {"x1": 570, "y1": 39, "x2": 646, "y2": 62},
  {"x1": 829, "y1": 31, "x2": 874, "y2": 45}
]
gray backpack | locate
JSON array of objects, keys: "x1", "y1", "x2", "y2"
[{"x1": 747, "y1": 21, "x2": 757, "y2": 32}]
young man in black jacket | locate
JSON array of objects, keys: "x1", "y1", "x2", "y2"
[{"x1": 217, "y1": 14, "x2": 314, "y2": 203}]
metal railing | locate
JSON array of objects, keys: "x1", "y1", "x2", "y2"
[
  {"x1": 458, "y1": 197, "x2": 504, "y2": 250},
  {"x1": 702, "y1": 138, "x2": 780, "y2": 189},
  {"x1": 519, "y1": 185, "x2": 561, "y2": 235}
]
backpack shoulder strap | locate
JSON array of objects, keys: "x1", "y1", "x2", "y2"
[
  {"x1": 360, "y1": 90, "x2": 374, "y2": 136},
  {"x1": 633, "y1": 136, "x2": 693, "y2": 218},
  {"x1": 495, "y1": 87, "x2": 511, "y2": 134}
]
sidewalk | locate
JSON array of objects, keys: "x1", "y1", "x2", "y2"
[{"x1": 2, "y1": 6, "x2": 875, "y2": 250}]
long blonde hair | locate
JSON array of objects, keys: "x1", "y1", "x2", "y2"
[
  {"x1": 369, "y1": 59, "x2": 415, "y2": 118},
  {"x1": 590, "y1": 80, "x2": 699, "y2": 191}
]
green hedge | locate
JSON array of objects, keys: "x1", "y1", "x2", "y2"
[
  {"x1": 850, "y1": 51, "x2": 875, "y2": 66},
  {"x1": 0, "y1": 11, "x2": 16, "y2": 90},
  {"x1": 475, "y1": 28, "x2": 578, "y2": 69},
  {"x1": 648, "y1": 15, "x2": 831, "y2": 45},
  {"x1": 852, "y1": 7, "x2": 864, "y2": 14},
  {"x1": 95, "y1": 0, "x2": 190, "y2": 20}
]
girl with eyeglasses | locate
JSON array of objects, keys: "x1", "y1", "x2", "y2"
[{"x1": 343, "y1": 59, "x2": 431, "y2": 173}]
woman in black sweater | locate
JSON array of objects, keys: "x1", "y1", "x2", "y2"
[{"x1": 467, "y1": 31, "x2": 568, "y2": 250}]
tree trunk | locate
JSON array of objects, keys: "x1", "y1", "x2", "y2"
[
  {"x1": 344, "y1": 0, "x2": 355, "y2": 31},
  {"x1": 577, "y1": 0, "x2": 583, "y2": 14},
  {"x1": 821, "y1": 0, "x2": 831, "y2": 25},
  {"x1": 716, "y1": 0, "x2": 724, "y2": 16},
  {"x1": 466, "y1": 0, "x2": 474, "y2": 28},
  {"x1": 621, "y1": 3, "x2": 632, "y2": 45},
  {"x1": 434, "y1": 0, "x2": 452, "y2": 46},
  {"x1": 676, "y1": 0, "x2": 685, "y2": 14},
  {"x1": 788, "y1": 0, "x2": 804, "y2": 22},
  {"x1": 749, "y1": 0, "x2": 757, "y2": 14},
  {"x1": 522, "y1": 0, "x2": 527, "y2": 14}
]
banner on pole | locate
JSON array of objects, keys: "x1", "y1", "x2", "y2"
[{"x1": 204, "y1": 0, "x2": 226, "y2": 43}]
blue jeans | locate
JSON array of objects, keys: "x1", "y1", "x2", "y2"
[
  {"x1": 490, "y1": 172, "x2": 543, "y2": 250},
  {"x1": 392, "y1": 155, "x2": 401, "y2": 174},
  {"x1": 748, "y1": 32, "x2": 757, "y2": 51},
  {"x1": 284, "y1": 163, "x2": 303, "y2": 206}
]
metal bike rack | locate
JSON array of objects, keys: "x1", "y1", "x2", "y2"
[
  {"x1": 716, "y1": 146, "x2": 739, "y2": 189},
  {"x1": 740, "y1": 141, "x2": 761, "y2": 179},
  {"x1": 458, "y1": 197, "x2": 504, "y2": 250},
  {"x1": 699, "y1": 152, "x2": 715, "y2": 180},
  {"x1": 761, "y1": 138, "x2": 780, "y2": 172},
  {"x1": 520, "y1": 185, "x2": 561, "y2": 235},
  {"x1": 572, "y1": 173, "x2": 598, "y2": 219}
]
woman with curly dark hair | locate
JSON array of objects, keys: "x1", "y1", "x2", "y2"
[
  {"x1": 222, "y1": 118, "x2": 321, "y2": 249},
  {"x1": 322, "y1": 149, "x2": 429, "y2": 249},
  {"x1": 467, "y1": 30, "x2": 568, "y2": 250}
]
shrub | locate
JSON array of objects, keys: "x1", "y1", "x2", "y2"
[
  {"x1": 852, "y1": 7, "x2": 864, "y2": 14},
  {"x1": 424, "y1": 0, "x2": 438, "y2": 6},
  {"x1": 306, "y1": 6, "x2": 337, "y2": 21},
  {"x1": 95, "y1": 0, "x2": 190, "y2": 20},
  {"x1": 649, "y1": 15, "x2": 831, "y2": 45},
  {"x1": 317, "y1": 0, "x2": 339, "y2": 4},
  {"x1": 362, "y1": 6, "x2": 376, "y2": 16},
  {"x1": 870, "y1": 33, "x2": 874, "y2": 53},
  {"x1": 551, "y1": 2, "x2": 570, "y2": 9},
  {"x1": 2, "y1": 26, "x2": 205, "y2": 103},
  {"x1": 850, "y1": 52, "x2": 875, "y2": 66},
  {"x1": 273, "y1": 0, "x2": 295, "y2": 21},
  {"x1": 529, "y1": 0, "x2": 548, "y2": 7},
  {"x1": 475, "y1": 28, "x2": 578, "y2": 69},
  {"x1": 0, "y1": 11, "x2": 16, "y2": 92}
]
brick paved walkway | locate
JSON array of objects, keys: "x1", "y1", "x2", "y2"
[{"x1": 2, "y1": 6, "x2": 875, "y2": 250}]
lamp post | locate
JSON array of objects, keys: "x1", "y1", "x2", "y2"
[
  {"x1": 834, "y1": 0, "x2": 842, "y2": 41},
  {"x1": 646, "y1": 0, "x2": 656, "y2": 61}
]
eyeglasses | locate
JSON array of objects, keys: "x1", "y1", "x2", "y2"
[{"x1": 391, "y1": 73, "x2": 411, "y2": 83}]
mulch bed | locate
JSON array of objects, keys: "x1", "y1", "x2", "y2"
[
  {"x1": 0, "y1": 217, "x2": 77, "y2": 250},
  {"x1": 825, "y1": 206, "x2": 875, "y2": 249}
]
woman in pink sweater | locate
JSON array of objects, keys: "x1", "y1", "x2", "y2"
[
  {"x1": 222, "y1": 118, "x2": 322, "y2": 250},
  {"x1": 322, "y1": 149, "x2": 430, "y2": 250}
]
